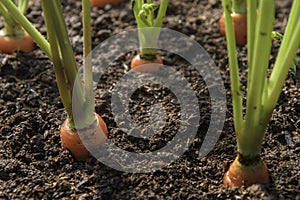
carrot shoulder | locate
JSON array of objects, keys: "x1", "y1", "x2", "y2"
[
  {"x1": 0, "y1": 30, "x2": 34, "y2": 53},
  {"x1": 60, "y1": 113, "x2": 108, "y2": 160},
  {"x1": 130, "y1": 54, "x2": 163, "y2": 72},
  {"x1": 223, "y1": 157, "x2": 269, "y2": 188},
  {"x1": 219, "y1": 13, "x2": 247, "y2": 46},
  {"x1": 90, "y1": 0, "x2": 124, "y2": 8}
]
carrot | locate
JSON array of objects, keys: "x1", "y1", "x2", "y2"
[
  {"x1": 60, "y1": 113, "x2": 108, "y2": 160},
  {"x1": 90, "y1": 0, "x2": 124, "y2": 8},
  {"x1": 0, "y1": 30, "x2": 34, "y2": 53},
  {"x1": 221, "y1": 0, "x2": 300, "y2": 188},
  {"x1": 223, "y1": 156, "x2": 269, "y2": 187},
  {"x1": 219, "y1": 13, "x2": 247, "y2": 46},
  {"x1": 130, "y1": 54, "x2": 163, "y2": 72},
  {"x1": 2, "y1": 0, "x2": 109, "y2": 161},
  {"x1": 131, "y1": 0, "x2": 168, "y2": 72},
  {"x1": 0, "y1": 0, "x2": 34, "y2": 53}
]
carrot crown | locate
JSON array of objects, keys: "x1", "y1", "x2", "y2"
[
  {"x1": 131, "y1": 0, "x2": 169, "y2": 60},
  {"x1": 0, "y1": 0, "x2": 29, "y2": 38},
  {"x1": 221, "y1": 0, "x2": 300, "y2": 161}
]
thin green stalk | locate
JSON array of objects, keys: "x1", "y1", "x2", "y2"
[
  {"x1": 135, "y1": 0, "x2": 142, "y2": 10},
  {"x1": 82, "y1": 0, "x2": 96, "y2": 128},
  {"x1": 1, "y1": 0, "x2": 52, "y2": 58},
  {"x1": 51, "y1": 0, "x2": 78, "y2": 90},
  {"x1": 154, "y1": 0, "x2": 168, "y2": 28},
  {"x1": 148, "y1": 0, "x2": 168, "y2": 57},
  {"x1": 0, "y1": 2, "x2": 14, "y2": 27},
  {"x1": 146, "y1": 0, "x2": 154, "y2": 25},
  {"x1": 132, "y1": 1, "x2": 146, "y2": 27},
  {"x1": 83, "y1": 0, "x2": 92, "y2": 59},
  {"x1": 18, "y1": 0, "x2": 28, "y2": 14},
  {"x1": 232, "y1": 0, "x2": 246, "y2": 14},
  {"x1": 221, "y1": 0, "x2": 244, "y2": 134},
  {"x1": 41, "y1": 0, "x2": 74, "y2": 127},
  {"x1": 132, "y1": 0, "x2": 145, "y2": 52},
  {"x1": 241, "y1": 0, "x2": 274, "y2": 157},
  {"x1": 266, "y1": 0, "x2": 300, "y2": 116},
  {"x1": 246, "y1": 0, "x2": 256, "y2": 87}
]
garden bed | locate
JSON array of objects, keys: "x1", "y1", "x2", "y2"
[{"x1": 0, "y1": 0, "x2": 299, "y2": 199}]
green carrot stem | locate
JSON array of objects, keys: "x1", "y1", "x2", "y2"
[
  {"x1": 246, "y1": 0, "x2": 256, "y2": 87},
  {"x1": 241, "y1": 0, "x2": 274, "y2": 156},
  {"x1": 82, "y1": 0, "x2": 96, "y2": 128},
  {"x1": 1, "y1": 0, "x2": 52, "y2": 58},
  {"x1": 132, "y1": 0, "x2": 147, "y2": 56},
  {"x1": 150, "y1": 0, "x2": 168, "y2": 56},
  {"x1": 139, "y1": 34, "x2": 157, "y2": 60},
  {"x1": 152, "y1": 0, "x2": 168, "y2": 57},
  {"x1": 154, "y1": 0, "x2": 168, "y2": 28},
  {"x1": 18, "y1": 0, "x2": 28, "y2": 14},
  {"x1": 0, "y1": 2, "x2": 15, "y2": 27},
  {"x1": 221, "y1": 0, "x2": 244, "y2": 133},
  {"x1": 147, "y1": 0, "x2": 154, "y2": 25},
  {"x1": 83, "y1": 0, "x2": 92, "y2": 60},
  {"x1": 232, "y1": 0, "x2": 246, "y2": 14},
  {"x1": 51, "y1": 0, "x2": 78, "y2": 90},
  {"x1": 41, "y1": 0, "x2": 74, "y2": 128},
  {"x1": 135, "y1": 0, "x2": 142, "y2": 9},
  {"x1": 265, "y1": 0, "x2": 300, "y2": 116}
]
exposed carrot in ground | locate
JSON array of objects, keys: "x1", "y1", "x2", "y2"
[
  {"x1": 130, "y1": 54, "x2": 163, "y2": 72},
  {"x1": 60, "y1": 113, "x2": 108, "y2": 160},
  {"x1": 0, "y1": 31, "x2": 34, "y2": 53},
  {"x1": 90, "y1": 0, "x2": 124, "y2": 8},
  {"x1": 223, "y1": 157, "x2": 269, "y2": 188},
  {"x1": 219, "y1": 13, "x2": 247, "y2": 46}
]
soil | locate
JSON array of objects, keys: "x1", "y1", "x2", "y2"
[{"x1": 0, "y1": 0, "x2": 299, "y2": 199}]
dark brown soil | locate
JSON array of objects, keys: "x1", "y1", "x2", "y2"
[{"x1": 0, "y1": 0, "x2": 299, "y2": 199}]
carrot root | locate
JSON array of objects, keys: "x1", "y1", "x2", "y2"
[
  {"x1": 223, "y1": 157, "x2": 269, "y2": 188},
  {"x1": 219, "y1": 13, "x2": 247, "y2": 46},
  {"x1": 130, "y1": 54, "x2": 163, "y2": 72},
  {"x1": 90, "y1": 0, "x2": 124, "y2": 8},
  {"x1": 0, "y1": 30, "x2": 34, "y2": 53},
  {"x1": 60, "y1": 113, "x2": 108, "y2": 160}
]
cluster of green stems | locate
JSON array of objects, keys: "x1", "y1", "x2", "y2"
[
  {"x1": 222, "y1": 0, "x2": 300, "y2": 162},
  {"x1": 0, "y1": 0, "x2": 96, "y2": 131},
  {"x1": 0, "y1": 0, "x2": 28, "y2": 37},
  {"x1": 131, "y1": 0, "x2": 168, "y2": 60}
]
